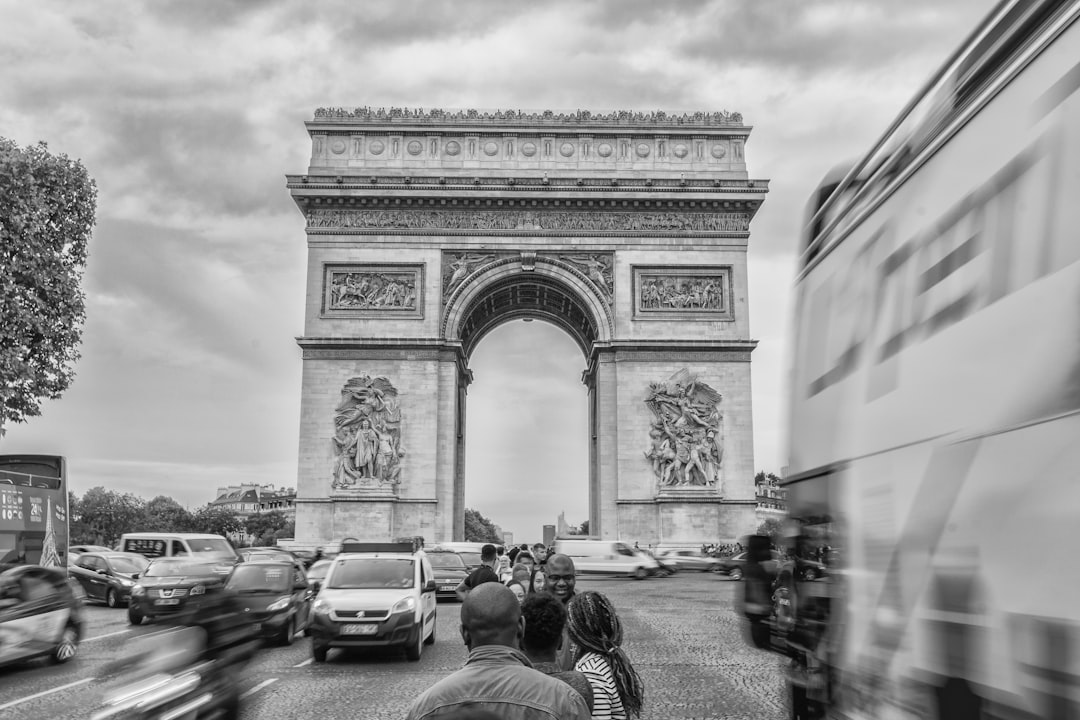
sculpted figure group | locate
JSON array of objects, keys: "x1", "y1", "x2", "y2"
[
  {"x1": 330, "y1": 272, "x2": 417, "y2": 310},
  {"x1": 639, "y1": 275, "x2": 724, "y2": 311},
  {"x1": 644, "y1": 369, "x2": 724, "y2": 491},
  {"x1": 331, "y1": 375, "x2": 405, "y2": 490}
]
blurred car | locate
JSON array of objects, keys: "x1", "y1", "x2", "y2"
[
  {"x1": 0, "y1": 565, "x2": 83, "y2": 667},
  {"x1": 715, "y1": 551, "x2": 827, "y2": 582},
  {"x1": 68, "y1": 551, "x2": 149, "y2": 608},
  {"x1": 238, "y1": 547, "x2": 297, "y2": 564},
  {"x1": 291, "y1": 549, "x2": 317, "y2": 568},
  {"x1": 68, "y1": 544, "x2": 112, "y2": 563},
  {"x1": 224, "y1": 560, "x2": 311, "y2": 646},
  {"x1": 657, "y1": 549, "x2": 722, "y2": 572},
  {"x1": 127, "y1": 558, "x2": 228, "y2": 625},
  {"x1": 425, "y1": 550, "x2": 469, "y2": 600},
  {"x1": 306, "y1": 559, "x2": 332, "y2": 593}
]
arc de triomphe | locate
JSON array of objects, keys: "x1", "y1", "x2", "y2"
[{"x1": 287, "y1": 108, "x2": 767, "y2": 546}]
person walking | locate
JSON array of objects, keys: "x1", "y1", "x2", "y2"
[
  {"x1": 454, "y1": 544, "x2": 500, "y2": 601},
  {"x1": 405, "y1": 583, "x2": 590, "y2": 720},
  {"x1": 566, "y1": 591, "x2": 645, "y2": 719}
]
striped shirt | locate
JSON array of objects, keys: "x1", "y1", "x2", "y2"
[{"x1": 575, "y1": 652, "x2": 626, "y2": 720}]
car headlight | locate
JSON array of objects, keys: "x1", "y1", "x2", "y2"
[
  {"x1": 391, "y1": 596, "x2": 416, "y2": 614},
  {"x1": 118, "y1": 577, "x2": 135, "y2": 587},
  {"x1": 189, "y1": 585, "x2": 205, "y2": 596},
  {"x1": 313, "y1": 597, "x2": 332, "y2": 616},
  {"x1": 131, "y1": 585, "x2": 146, "y2": 597},
  {"x1": 267, "y1": 596, "x2": 292, "y2": 612}
]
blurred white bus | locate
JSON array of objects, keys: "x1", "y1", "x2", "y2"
[{"x1": 755, "y1": 1, "x2": 1080, "y2": 718}]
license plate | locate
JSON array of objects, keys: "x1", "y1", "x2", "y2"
[
  {"x1": 440, "y1": 585, "x2": 456, "y2": 592},
  {"x1": 155, "y1": 598, "x2": 180, "y2": 606},
  {"x1": 342, "y1": 624, "x2": 378, "y2": 635}
]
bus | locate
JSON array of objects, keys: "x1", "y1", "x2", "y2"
[
  {"x1": 746, "y1": 1, "x2": 1080, "y2": 718},
  {"x1": 0, "y1": 455, "x2": 69, "y2": 568}
]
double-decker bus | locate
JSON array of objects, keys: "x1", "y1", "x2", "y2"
[
  {"x1": 0, "y1": 455, "x2": 69, "y2": 568},
  {"x1": 750, "y1": 1, "x2": 1080, "y2": 718}
]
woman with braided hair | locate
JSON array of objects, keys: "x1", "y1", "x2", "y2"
[{"x1": 566, "y1": 590, "x2": 645, "y2": 719}]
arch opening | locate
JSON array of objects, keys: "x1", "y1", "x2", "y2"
[{"x1": 457, "y1": 274, "x2": 599, "y2": 361}]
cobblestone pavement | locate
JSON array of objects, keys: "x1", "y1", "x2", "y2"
[{"x1": 0, "y1": 573, "x2": 786, "y2": 719}]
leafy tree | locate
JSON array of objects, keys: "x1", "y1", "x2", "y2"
[
  {"x1": 142, "y1": 495, "x2": 195, "y2": 533},
  {"x1": 577, "y1": 519, "x2": 590, "y2": 536},
  {"x1": 757, "y1": 517, "x2": 784, "y2": 542},
  {"x1": 0, "y1": 138, "x2": 96, "y2": 434},
  {"x1": 246, "y1": 510, "x2": 287, "y2": 546},
  {"x1": 192, "y1": 505, "x2": 245, "y2": 538},
  {"x1": 74, "y1": 486, "x2": 145, "y2": 546},
  {"x1": 463, "y1": 508, "x2": 501, "y2": 543}
]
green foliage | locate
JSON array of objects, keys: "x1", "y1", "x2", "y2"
[
  {"x1": 72, "y1": 487, "x2": 145, "y2": 546},
  {"x1": 246, "y1": 510, "x2": 287, "y2": 545},
  {"x1": 191, "y1": 505, "x2": 246, "y2": 537},
  {"x1": 142, "y1": 495, "x2": 195, "y2": 533},
  {"x1": 463, "y1": 508, "x2": 501, "y2": 543},
  {"x1": 0, "y1": 138, "x2": 96, "y2": 433},
  {"x1": 757, "y1": 517, "x2": 784, "y2": 541},
  {"x1": 567, "y1": 519, "x2": 590, "y2": 536}
]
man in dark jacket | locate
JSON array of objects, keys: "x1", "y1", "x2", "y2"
[
  {"x1": 405, "y1": 583, "x2": 589, "y2": 720},
  {"x1": 454, "y1": 544, "x2": 500, "y2": 601}
]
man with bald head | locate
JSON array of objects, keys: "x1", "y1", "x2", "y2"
[{"x1": 405, "y1": 583, "x2": 590, "y2": 720}]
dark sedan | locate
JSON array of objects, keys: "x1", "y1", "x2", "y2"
[
  {"x1": 68, "y1": 552, "x2": 149, "y2": 608},
  {"x1": 426, "y1": 551, "x2": 469, "y2": 600},
  {"x1": 127, "y1": 558, "x2": 228, "y2": 625},
  {"x1": 224, "y1": 560, "x2": 311, "y2": 645},
  {"x1": 716, "y1": 551, "x2": 827, "y2": 582}
]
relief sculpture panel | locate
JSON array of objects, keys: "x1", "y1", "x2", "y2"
[
  {"x1": 323, "y1": 264, "x2": 423, "y2": 318},
  {"x1": 331, "y1": 375, "x2": 405, "y2": 492},
  {"x1": 644, "y1": 369, "x2": 724, "y2": 493},
  {"x1": 634, "y1": 266, "x2": 732, "y2": 321},
  {"x1": 440, "y1": 251, "x2": 614, "y2": 304}
]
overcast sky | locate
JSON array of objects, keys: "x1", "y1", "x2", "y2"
[{"x1": 0, "y1": 0, "x2": 996, "y2": 541}]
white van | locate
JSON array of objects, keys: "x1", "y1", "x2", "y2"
[
  {"x1": 554, "y1": 539, "x2": 659, "y2": 580},
  {"x1": 118, "y1": 533, "x2": 239, "y2": 563},
  {"x1": 308, "y1": 542, "x2": 437, "y2": 662}
]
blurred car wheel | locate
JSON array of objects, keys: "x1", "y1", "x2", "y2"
[
  {"x1": 729, "y1": 567, "x2": 743, "y2": 581},
  {"x1": 106, "y1": 589, "x2": 119, "y2": 608},
  {"x1": 51, "y1": 625, "x2": 79, "y2": 664},
  {"x1": 128, "y1": 608, "x2": 144, "y2": 625}
]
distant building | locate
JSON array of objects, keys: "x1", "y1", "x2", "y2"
[
  {"x1": 502, "y1": 531, "x2": 514, "y2": 546},
  {"x1": 755, "y1": 473, "x2": 787, "y2": 527},
  {"x1": 543, "y1": 525, "x2": 556, "y2": 547},
  {"x1": 210, "y1": 484, "x2": 297, "y2": 522}
]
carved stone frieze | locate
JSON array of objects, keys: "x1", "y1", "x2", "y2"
[
  {"x1": 644, "y1": 369, "x2": 724, "y2": 494},
  {"x1": 331, "y1": 375, "x2": 405, "y2": 492},
  {"x1": 307, "y1": 209, "x2": 750, "y2": 234},
  {"x1": 440, "y1": 251, "x2": 615, "y2": 304},
  {"x1": 323, "y1": 264, "x2": 423, "y2": 317},
  {"x1": 633, "y1": 266, "x2": 733, "y2": 320},
  {"x1": 313, "y1": 107, "x2": 744, "y2": 126}
]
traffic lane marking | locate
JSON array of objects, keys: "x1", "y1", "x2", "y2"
[
  {"x1": 293, "y1": 658, "x2": 313, "y2": 667},
  {"x1": 84, "y1": 629, "x2": 130, "y2": 643},
  {"x1": 0, "y1": 677, "x2": 95, "y2": 712},
  {"x1": 240, "y1": 677, "x2": 279, "y2": 700}
]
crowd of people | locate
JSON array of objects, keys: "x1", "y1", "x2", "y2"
[{"x1": 411, "y1": 542, "x2": 645, "y2": 720}]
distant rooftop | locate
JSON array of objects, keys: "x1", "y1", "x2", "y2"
[{"x1": 311, "y1": 107, "x2": 746, "y2": 128}]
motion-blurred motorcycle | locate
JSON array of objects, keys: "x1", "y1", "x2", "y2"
[{"x1": 93, "y1": 592, "x2": 260, "y2": 720}]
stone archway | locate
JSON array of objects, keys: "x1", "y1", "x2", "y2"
[{"x1": 289, "y1": 107, "x2": 767, "y2": 546}]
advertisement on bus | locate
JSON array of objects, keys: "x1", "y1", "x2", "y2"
[{"x1": 0, "y1": 455, "x2": 68, "y2": 568}]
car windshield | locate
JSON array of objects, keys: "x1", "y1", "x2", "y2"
[
  {"x1": 306, "y1": 560, "x2": 331, "y2": 581},
  {"x1": 457, "y1": 552, "x2": 481, "y2": 567},
  {"x1": 189, "y1": 538, "x2": 236, "y2": 555},
  {"x1": 108, "y1": 556, "x2": 149, "y2": 574},
  {"x1": 226, "y1": 564, "x2": 291, "y2": 593},
  {"x1": 329, "y1": 558, "x2": 414, "y2": 589},
  {"x1": 243, "y1": 551, "x2": 293, "y2": 562},
  {"x1": 428, "y1": 553, "x2": 466, "y2": 570},
  {"x1": 145, "y1": 560, "x2": 216, "y2": 578}
]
